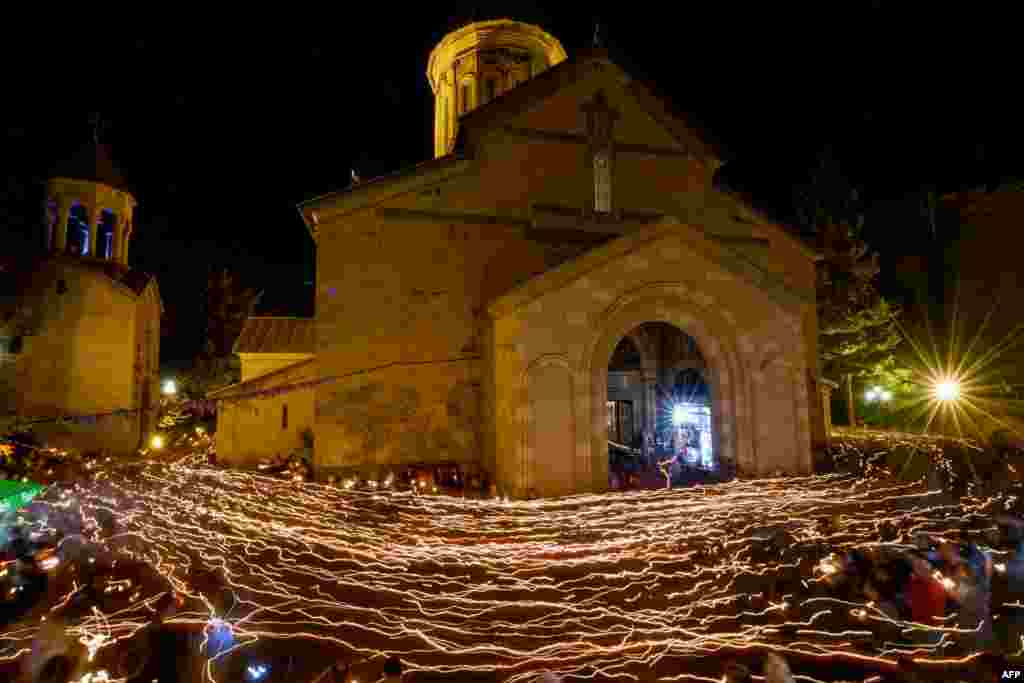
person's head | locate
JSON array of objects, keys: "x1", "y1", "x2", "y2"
[
  {"x1": 872, "y1": 566, "x2": 891, "y2": 586},
  {"x1": 382, "y1": 656, "x2": 402, "y2": 680},
  {"x1": 911, "y1": 555, "x2": 933, "y2": 578},
  {"x1": 938, "y1": 542, "x2": 961, "y2": 567},
  {"x1": 722, "y1": 661, "x2": 752, "y2": 683},
  {"x1": 763, "y1": 653, "x2": 794, "y2": 683}
]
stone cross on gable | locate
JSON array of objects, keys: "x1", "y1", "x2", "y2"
[
  {"x1": 581, "y1": 91, "x2": 619, "y2": 215},
  {"x1": 581, "y1": 90, "x2": 618, "y2": 151},
  {"x1": 90, "y1": 112, "x2": 102, "y2": 144}
]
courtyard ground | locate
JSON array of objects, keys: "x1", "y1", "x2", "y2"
[{"x1": 2, "y1": 431, "x2": 1024, "y2": 682}]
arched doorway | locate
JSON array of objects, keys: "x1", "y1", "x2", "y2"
[
  {"x1": 586, "y1": 285, "x2": 748, "y2": 493},
  {"x1": 606, "y1": 322, "x2": 717, "y2": 489}
]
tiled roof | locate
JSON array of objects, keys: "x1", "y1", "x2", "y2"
[
  {"x1": 50, "y1": 143, "x2": 131, "y2": 192},
  {"x1": 233, "y1": 317, "x2": 315, "y2": 355}
]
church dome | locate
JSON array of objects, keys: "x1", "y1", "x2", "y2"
[{"x1": 427, "y1": 18, "x2": 567, "y2": 158}]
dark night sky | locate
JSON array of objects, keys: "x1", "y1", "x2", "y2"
[{"x1": 1, "y1": 5, "x2": 1016, "y2": 365}]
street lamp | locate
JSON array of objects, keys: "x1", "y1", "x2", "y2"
[
  {"x1": 933, "y1": 378, "x2": 961, "y2": 402},
  {"x1": 151, "y1": 434, "x2": 165, "y2": 449},
  {"x1": 865, "y1": 386, "x2": 892, "y2": 403},
  {"x1": 672, "y1": 404, "x2": 685, "y2": 427},
  {"x1": 162, "y1": 379, "x2": 177, "y2": 396}
]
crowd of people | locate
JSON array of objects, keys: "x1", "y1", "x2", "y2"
[{"x1": 821, "y1": 517, "x2": 1024, "y2": 656}]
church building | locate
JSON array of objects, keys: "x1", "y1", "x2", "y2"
[
  {"x1": 0, "y1": 142, "x2": 162, "y2": 456},
  {"x1": 217, "y1": 18, "x2": 825, "y2": 496}
]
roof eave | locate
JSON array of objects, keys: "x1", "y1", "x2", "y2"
[
  {"x1": 453, "y1": 49, "x2": 722, "y2": 169},
  {"x1": 207, "y1": 357, "x2": 316, "y2": 399},
  {"x1": 297, "y1": 154, "x2": 474, "y2": 234}
]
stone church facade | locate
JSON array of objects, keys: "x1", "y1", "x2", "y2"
[{"x1": 225, "y1": 19, "x2": 822, "y2": 496}]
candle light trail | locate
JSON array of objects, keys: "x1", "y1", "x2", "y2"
[{"x1": 1, "y1": 441, "x2": 1022, "y2": 681}]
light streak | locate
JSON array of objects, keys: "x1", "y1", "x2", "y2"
[{"x1": 0, "y1": 445, "x2": 1017, "y2": 681}]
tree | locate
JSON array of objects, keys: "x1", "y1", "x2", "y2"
[
  {"x1": 203, "y1": 268, "x2": 260, "y2": 360},
  {"x1": 794, "y1": 147, "x2": 904, "y2": 426},
  {"x1": 181, "y1": 268, "x2": 260, "y2": 398}
]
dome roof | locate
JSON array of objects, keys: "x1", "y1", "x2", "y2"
[{"x1": 49, "y1": 142, "x2": 131, "y2": 193}]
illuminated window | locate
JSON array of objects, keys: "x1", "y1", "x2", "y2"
[
  {"x1": 67, "y1": 204, "x2": 89, "y2": 255},
  {"x1": 282, "y1": 404, "x2": 288, "y2": 430},
  {"x1": 98, "y1": 209, "x2": 115, "y2": 259},
  {"x1": 594, "y1": 150, "x2": 612, "y2": 213}
]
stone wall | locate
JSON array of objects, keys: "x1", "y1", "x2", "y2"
[
  {"x1": 216, "y1": 359, "x2": 317, "y2": 466},
  {"x1": 488, "y1": 222, "x2": 814, "y2": 497},
  {"x1": 7, "y1": 260, "x2": 145, "y2": 455}
]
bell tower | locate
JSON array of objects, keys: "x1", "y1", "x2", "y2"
[
  {"x1": 427, "y1": 18, "x2": 567, "y2": 158},
  {"x1": 45, "y1": 136, "x2": 137, "y2": 267}
]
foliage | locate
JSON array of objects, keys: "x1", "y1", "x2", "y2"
[
  {"x1": 793, "y1": 148, "x2": 904, "y2": 386},
  {"x1": 178, "y1": 355, "x2": 239, "y2": 399},
  {"x1": 203, "y1": 268, "x2": 260, "y2": 360},
  {"x1": 177, "y1": 268, "x2": 257, "y2": 399}
]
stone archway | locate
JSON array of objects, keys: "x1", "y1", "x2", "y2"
[{"x1": 582, "y1": 284, "x2": 750, "y2": 493}]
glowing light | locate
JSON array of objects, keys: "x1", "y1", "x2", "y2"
[
  {"x1": 38, "y1": 555, "x2": 59, "y2": 571},
  {"x1": 196, "y1": 426, "x2": 206, "y2": 435},
  {"x1": 671, "y1": 404, "x2": 685, "y2": 426},
  {"x1": 162, "y1": 379, "x2": 177, "y2": 396},
  {"x1": 247, "y1": 663, "x2": 270, "y2": 680},
  {"x1": 880, "y1": 391, "x2": 892, "y2": 402},
  {"x1": 934, "y1": 379, "x2": 961, "y2": 402},
  {"x1": 150, "y1": 435, "x2": 164, "y2": 449},
  {"x1": 0, "y1": 435, "x2": 1011, "y2": 681},
  {"x1": 817, "y1": 555, "x2": 840, "y2": 576}
]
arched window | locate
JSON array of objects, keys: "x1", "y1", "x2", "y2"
[
  {"x1": 67, "y1": 204, "x2": 89, "y2": 255},
  {"x1": 98, "y1": 210, "x2": 116, "y2": 259},
  {"x1": 282, "y1": 404, "x2": 288, "y2": 430},
  {"x1": 460, "y1": 80, "x2": 473, "y2": 114}
]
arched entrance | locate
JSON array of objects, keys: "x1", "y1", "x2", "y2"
[
  {"x1": 585, "y1": 286, "x2": 749, "y2": 493},
  {"x1": 606, "y1": 322, "x2": 717, "y2": 489}
]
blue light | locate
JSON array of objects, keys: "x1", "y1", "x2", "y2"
[
  {"x1": 205, "y1": 617, "x2": 235, "y2": 656},
  {"x1": 247, "y1": 663, "x2": 270, "y2": 680}
]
